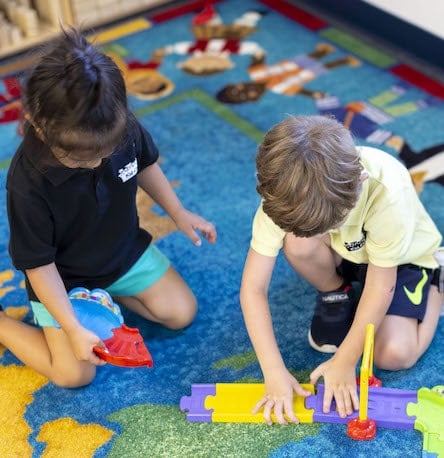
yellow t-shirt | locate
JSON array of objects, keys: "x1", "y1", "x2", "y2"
[{"x1": 251, "y1": 146, "x2": 442, "y2": 268}]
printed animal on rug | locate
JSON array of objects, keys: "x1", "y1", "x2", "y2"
[
  {"x1": 0, "y1": 76, "x2": 22, "y2": 125},
  {"x1": 158, "y1": 5, "x2": 266, "y2": 76},
  {"x1": 105, "y1": 48, "x2": 174, "y2": 100},
  {"x1": 216, "y1": 43, "x2": 360, "y2": 103},
  {"x1": 314, "y1": 83, "x2": 443, "y2": 192},
  {"x1": 316, "y1": 82, "x2": 437, "y2": 144},
  {"x1": 386, "y1": 136, "x2": 444, "y2": 191}
]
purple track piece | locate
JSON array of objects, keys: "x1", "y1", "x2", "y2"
[
  {"x1": 180, "y1": 384, "x2": 216, "y2": 422},
  {"x1": 306, "y1": 384, "x2": 417, "y2": 429},
  {"x1": 306, "y1": 386, "x2": 350, "y2": 425}
]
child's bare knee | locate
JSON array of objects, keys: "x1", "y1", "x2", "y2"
[
  {"x1": 148, "y1": 295, "x2": 197, "y2": 330},
  {"x1": 164, "y1": 300, "x2": 197, "y2": 330},
  {"x1": 374, "y1": 341, "x2": 417, "y2": 370},
  {"x1": 51, "y1": 367, "x2": 96, "y2": 388}
]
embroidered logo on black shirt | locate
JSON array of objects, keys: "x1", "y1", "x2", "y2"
[{"x1": 118, "y1": 159, "x2": 138, "y2": 182}]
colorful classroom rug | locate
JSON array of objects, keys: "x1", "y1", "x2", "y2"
[{"x1": 1, "y1": 1, "x2": 443, "y2": 456}]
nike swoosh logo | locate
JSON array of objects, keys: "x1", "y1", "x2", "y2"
[{"x1": 403, "y1": 268, "x2": 428, "y2": 305}]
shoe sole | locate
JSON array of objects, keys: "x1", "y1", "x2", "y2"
[{"x1": 307, "y1": 330, "x2": 339, "y2": 354}]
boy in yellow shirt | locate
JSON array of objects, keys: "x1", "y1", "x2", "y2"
[{"x1": 240, "y1": 115, "x2": 442, "y2": 424}]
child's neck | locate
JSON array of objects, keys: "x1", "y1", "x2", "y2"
[{"x1": 52, "y1": 147, "x2": 102, "y2": 169}]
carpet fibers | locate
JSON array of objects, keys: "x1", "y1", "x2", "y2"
[{"x1": 0, "y1": 1, "x2": 443, "y2": 457}]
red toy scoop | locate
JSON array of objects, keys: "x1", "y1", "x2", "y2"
[{"x1": 94, "y1": 324, "x2": 153, "y2": 368}]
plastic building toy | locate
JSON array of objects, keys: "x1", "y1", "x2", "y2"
[
  {"x1": 180, "y1": 324, "x2": 442, "y2": 455},
  {"x1": 67, "y1": 288, "x2": 153, "y2": 368},
  {"x1": 179, "y1": 384, "x2": 216, "y2": 422},
  {"x1": 347, "y1": 323, "x2": 377, "y2": 440},
  {"x1": 206, "y1": 383, "x2": 314, "y2": 423},
  {"x1": 68, "y1": 287, "x2": 124, "y2": 339},
  {"x1": 93, "y1": 324, "x2": 153, "y2": 368},
  {"x1": 180, "y1": 383, "x2": 314, "y2": 424},
  {"x1": 406, "y1": 386, "x2": 444, "y2": 457},
  {"x1": 355, "y1": 324, "x2": 382, "y2": 388},
  {"x1": 306, "y1": 383, "x2": 418, "y2": 429}
]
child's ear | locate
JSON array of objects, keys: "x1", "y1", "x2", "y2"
[
  {"x1": 21, "y1": 109, "x2": 32, "y2": 122},
  {"x1": 25, "y1": 115, "x2": 45, "y2": 141},
  {"x1": 360, "y1": 171, "x2": 369, "y2": 182}
]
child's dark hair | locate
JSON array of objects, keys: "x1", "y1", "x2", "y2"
[{"x1": 24, "y1": 28, "x2": 128, "y2": 156}]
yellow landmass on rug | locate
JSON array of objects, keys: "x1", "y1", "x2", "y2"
[
  {"x1": 0, "y1": 269, "x2": 15, "y2": 298},
  {"x1": 37, "y1": 418, "x2": 113, "y2": 458},
  {"x1": 0, "y1": 365, "x2": 48, "y2": 457},
  {"x1": 0, "y1": 364, "x2": 114, "y2": 456}
]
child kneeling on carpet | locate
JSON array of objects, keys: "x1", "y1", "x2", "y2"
[
  {"x1": 1, "y1": 29, "x2": 216, "y2": 387},
  {"x1": 240, "y1": 115, "x2": 442, "y2": 424}
]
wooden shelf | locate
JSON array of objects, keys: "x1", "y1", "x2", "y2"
[
  {"x1": 0, "y1": 0, "x2": 173, "y2": 61},
  {"x1": 0, "y1": 24, "x2": 60, "y2": 60},
  {"x1": 72, "y1": 0, "x2": 173, "y2": 29}
]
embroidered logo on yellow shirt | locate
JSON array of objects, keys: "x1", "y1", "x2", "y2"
[
  {"x1": 344, "y1": 230, "x2": 366, "y2": 252},
  {"x1": 403, "y1": 268, "x2": 428, "y2": 306}
]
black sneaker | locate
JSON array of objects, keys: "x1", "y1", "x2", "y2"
[{"x1": 308, "y1": 284, "x2": 359, "y2": 353}]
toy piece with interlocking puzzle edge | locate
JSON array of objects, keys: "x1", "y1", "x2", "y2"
[
  {"x1": 406, "y1": 385, "x2": 444, "y2": 457},
  {"x1": 180, "y1": 324, "x2": 443, "y2": 455},
  {"x1": 67, "y1": 287, "x2": 153, "y2": 368}
]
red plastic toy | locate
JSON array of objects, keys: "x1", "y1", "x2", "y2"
[
  {"x1": 67, "y1": 288, "x2": 153, "y2": 369},
  {"x1": 347, "y1": 324, "x2": 378, "y2": 440},
  {"x1": 94, "y1": 324, "x2": 153, "y2": 368},
  {"x1": 347, "y1": 417, "x2": 377, "y2": 440}
]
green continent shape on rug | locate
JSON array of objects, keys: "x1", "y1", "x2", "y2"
[
  {"x1": 212, "y1": 350, "x2": 258, "y2": 371},
  {"x1": 211, "y1": 351, "x2": 312, "y2": 385},
  {"x1": 107, "y1": 404, "x2": 320, "y2": 458}
]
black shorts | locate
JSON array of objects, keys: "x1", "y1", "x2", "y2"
[{"x1": 338, "y1": 261, "x2": 436, "y2": 322}]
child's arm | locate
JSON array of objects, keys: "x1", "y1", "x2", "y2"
[
  {"x1": 310, "y1": 263, "x2": 397, "y2": 417},
  {"x1": 26, "y1": 263, "x2": 105, "y2": 365},
  {"x1": 240, "y1": 247, "x2": 311, "y2": 425},
  {"x1": 137, "y1": 162, "x2": 216, "y2": 245}
]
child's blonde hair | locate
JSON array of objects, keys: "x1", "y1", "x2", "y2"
[{"x1": 256, "y1": 115, "x2": 363, "y2": 237}]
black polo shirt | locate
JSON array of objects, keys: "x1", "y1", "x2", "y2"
[{"x1": 6, "y1": 119, "x2": 159, "y2": 301}]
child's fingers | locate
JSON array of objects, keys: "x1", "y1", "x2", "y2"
[
  {"x1": 201, "y1": 228, "x2": 217, "y2": 243},
  {"x1": 186, "y1": 221, "x2": 217, "y2": 245}
]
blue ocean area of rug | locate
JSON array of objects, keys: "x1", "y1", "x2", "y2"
[{"x1": 0, "y1": 0, "x2": 443, "y2": 456}]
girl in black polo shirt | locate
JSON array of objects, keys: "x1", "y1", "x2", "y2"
[{"x1": 2, "y1": 29, "x2": 217, "y2": 387}]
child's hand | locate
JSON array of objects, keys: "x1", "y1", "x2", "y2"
[
  {"x1": 310, "y1": 355, "x2": 359, "y2": 417},
  {"x1": 173, "y1": 208, "x2": 217, "y2": 246},
  {"x1": 67, "y1": 326, "x2": 107, "y2": 366},
  {"x1": 253, "y1": 368, "x2": 311, "y2": 425}
]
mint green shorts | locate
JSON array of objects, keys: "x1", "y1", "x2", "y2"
[{"x1": 31, "y1": 244, "x2": 170, "y2": 327}]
